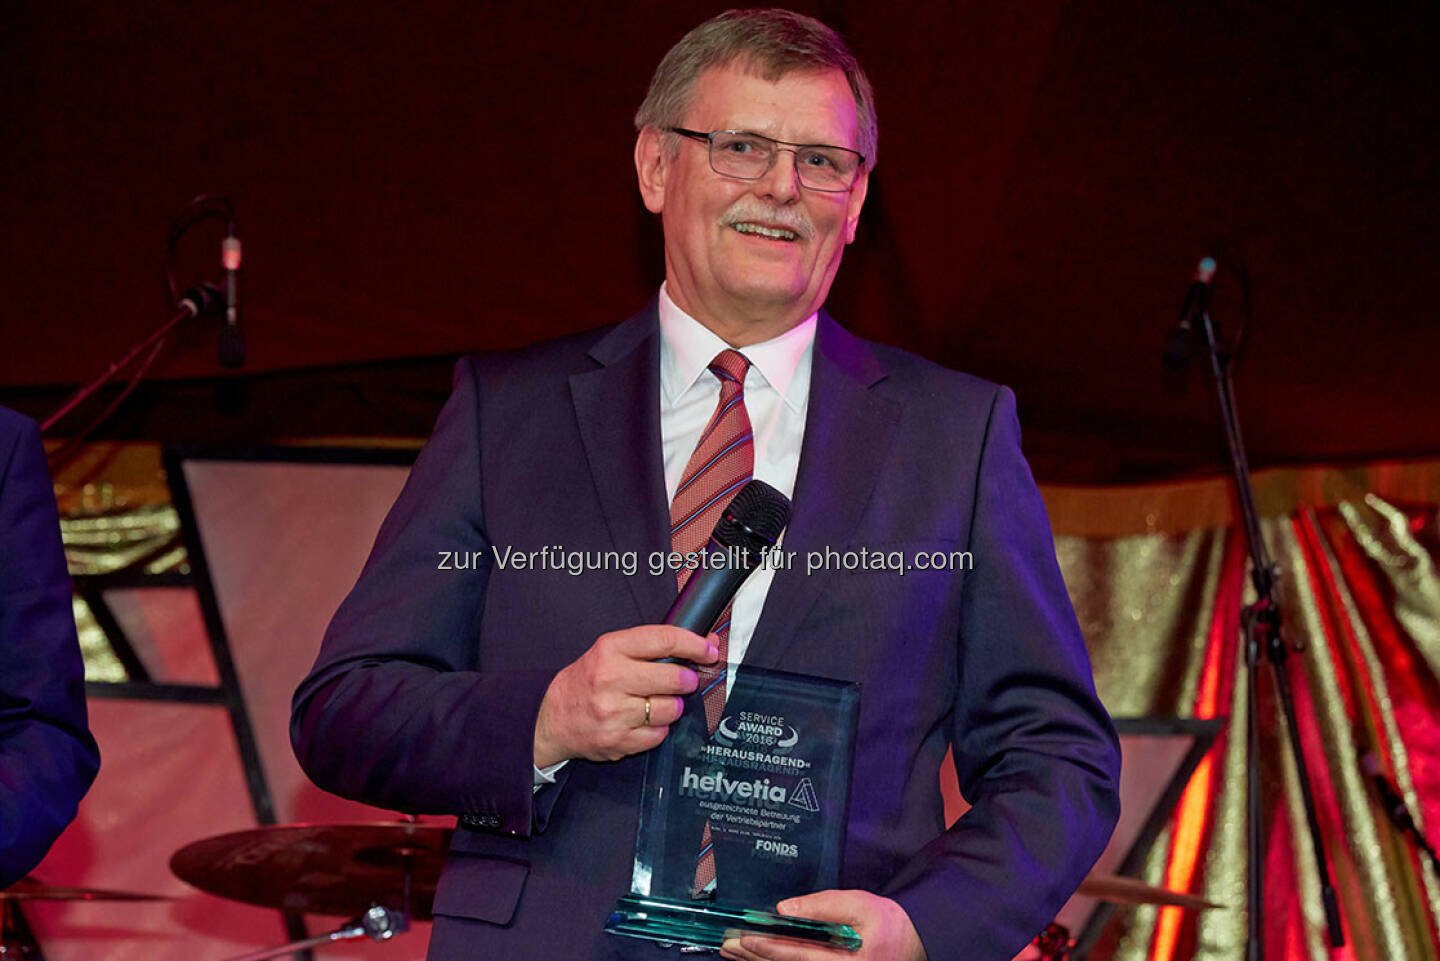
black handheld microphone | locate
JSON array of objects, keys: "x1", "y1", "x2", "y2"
[
  {"x1": 217, "y1": 231, "x2": 245, "y2": 367},
  {"x1": 1163, "y1": 256, "x2": 1217, "y2": 369},
  {"x1": 664, "y1": 479, "x2": 791, "y2": 636}
]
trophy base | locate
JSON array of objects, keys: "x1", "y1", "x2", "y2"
[{"x1": 604, "y1": 895, "x2": 861, "y2": 951}]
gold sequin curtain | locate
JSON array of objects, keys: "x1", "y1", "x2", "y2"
[
  {"x1": 1057, "y1": 464, "x2": 1440, "y2": 961},
  {"x1": 51, "y1": 443, "x2": 185, "y2": 682}
]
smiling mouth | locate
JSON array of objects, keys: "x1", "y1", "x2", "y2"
[{"x1": 731, "y1": 222, "x2": 799, "y2": 242}]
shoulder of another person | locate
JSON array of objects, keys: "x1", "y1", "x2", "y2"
[
  {"x1": 0, "y1": 404, "x2": 38, "y2": 441},
  {"x1": 0, "y1": 405, "x2": 40, "y2": 472}
]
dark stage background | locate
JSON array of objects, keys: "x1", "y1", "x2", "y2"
[{"x1": 2, "y1": 0, "x2": 1437, "y2": 482}]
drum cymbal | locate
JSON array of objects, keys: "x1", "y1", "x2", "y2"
[
  {"x1": 1, "y1": 878, "x2": 169, "y2": 902},
  {"x1": 1078, "y1": 873, "x2": 1221, "y2": 911},
  {"x1": 170, "y1": 822, "x2": 451, "y2": 921}
]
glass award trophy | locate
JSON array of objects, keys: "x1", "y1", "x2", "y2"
[{"x1": 605, "y1": 664, "x2": 862, "y2": 951}]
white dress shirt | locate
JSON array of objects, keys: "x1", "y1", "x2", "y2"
[{"x1": 536, "y1": 287, "x2": 815, "y2": 787}]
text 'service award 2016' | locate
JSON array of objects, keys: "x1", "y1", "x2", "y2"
[{"x1": 606, "y1": 665, "x2": 861, "y2": 951}]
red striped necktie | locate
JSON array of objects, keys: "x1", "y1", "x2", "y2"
[{"x1": 668, "y1": 347, "x2": 753, "y2": 897}]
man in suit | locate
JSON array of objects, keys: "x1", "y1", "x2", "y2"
[
  {"x1": 0, "y1": 405, "x2": 100, "y2": 888},
  {"x1": 292, "y1": 10, "x2": 1120, "y2": 960}
]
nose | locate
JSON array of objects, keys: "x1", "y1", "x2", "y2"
[{"x1": 756, "y1": 148, "x2": 802, "y2": 203}]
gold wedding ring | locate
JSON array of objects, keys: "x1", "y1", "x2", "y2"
[{"x1": 643, "y1": 697, "x2": 652, "y2": 727}]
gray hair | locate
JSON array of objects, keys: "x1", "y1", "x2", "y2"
[{"x1": 635, "y1": 8, "x2": 878, "y2": 169}]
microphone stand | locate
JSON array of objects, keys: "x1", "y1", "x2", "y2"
[
  {"x1": 45, "y1": 192, "x2": 237, "y2": 440},
  {"x1": 40, "y1": 295, "x2": 208, "y2": 435},
  {"x1": 1195, "y1": 298, "x2": 1344, "y2": 959}
]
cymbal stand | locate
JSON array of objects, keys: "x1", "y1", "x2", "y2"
[
  {"x1": 0, "y1": 900, "x2": 41, "y2": 959},
  {"x1": 224, "y1": 905, "x2": 408, "y2": 961}
]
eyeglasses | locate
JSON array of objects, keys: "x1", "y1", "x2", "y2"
[{"x1": 668, "y1": 128, "x2": 865, "y2": 193}]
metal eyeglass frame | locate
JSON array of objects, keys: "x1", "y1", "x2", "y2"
[{"x1": 668, "y1": 127, "x2": 865, "y2": 193}]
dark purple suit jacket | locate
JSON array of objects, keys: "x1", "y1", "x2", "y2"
[
  {"x1": 291, "y1": 304, "x2": 1120, "y2": 960},
  {"x1": 0, "y1": 406, "x2": 99, "y2": 887}
]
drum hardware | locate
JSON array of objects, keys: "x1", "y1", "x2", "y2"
[
  {"x1": 1, "y1": 878, "x2": 169, "y2": 959},
  {"x1": 1027, "y1": 871, "x2": 1223, "y2": 959},
  {"x1": 170, "y1": 821, "x2": 449, "y2": 961}
]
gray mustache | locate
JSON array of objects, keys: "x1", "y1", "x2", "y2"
[{"x1": 719, "y1": 205, "x2": 812, "y2": 239}]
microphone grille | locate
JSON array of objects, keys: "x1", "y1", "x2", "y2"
[{"x1": 714, "y1": 479, "x2": 792, "y2": 552}]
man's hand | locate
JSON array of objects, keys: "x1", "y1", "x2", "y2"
[
  {"x1": 533, "y1": 625, "x2": 720, "y2": 767},
  {"x1": 720, "y1": 890, "x2": 927, "y2": 961}
]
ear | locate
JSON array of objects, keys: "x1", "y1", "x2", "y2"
[
  {"x1": 843, "y1": 168, "x2": 870, "y2": 244},
  {"x1": 634, "y1": 126, "x2": 669, "y2": 214}
]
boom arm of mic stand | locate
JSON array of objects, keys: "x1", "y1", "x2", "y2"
[
  {"x1": 40, "y1": 301, "x2": 200, "y2": 435},
  {"x1": 1198, "y1": 309, "x2": 1344, "y2": 956}
]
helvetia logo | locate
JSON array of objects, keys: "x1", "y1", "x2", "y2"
[
  {"x1": 787, "y1": 777, "x2": 821, "y2": 814},
  {"x1": 679, "y1": 767, "x2": 788, "y2": 806}
]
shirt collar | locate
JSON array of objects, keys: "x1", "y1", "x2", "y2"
[{"x1": 657, "y1": 283, "x2": 815, "y2": 413}]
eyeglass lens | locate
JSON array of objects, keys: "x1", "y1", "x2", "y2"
[{"x1": 707, "y1": 131, "x2": 858, "y2": 191}]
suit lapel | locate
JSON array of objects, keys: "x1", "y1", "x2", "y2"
[
  {"x1": 745, "y1": 314, "x2": 899, "y2": 670},
  {"x1": 569, "y1": 303, "x2": 675, "y2": 623}
]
